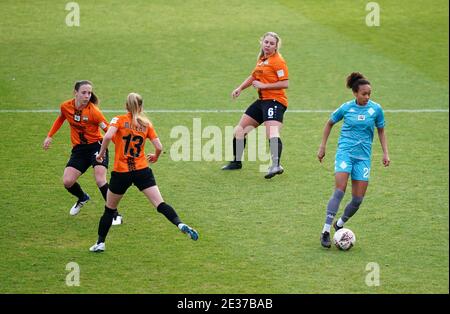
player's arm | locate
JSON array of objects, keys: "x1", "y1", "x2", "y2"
[
  {"x1": 43, "y1": 114, "x2": 66, "y2": 150},
  {"x1": 317, "y1": 120, "x2": 335, "y2": 163},
  {"x1": 96, "y1": 126, "x2": 118, "y2": 162},
  {"x1": 147, "y1": 138, "x2": 162, "y2": 163},
  {"x1": 95, "y1": 109, "x2": 109, "y2": 133},
  {"x1": 99, "y1": 119, "x2": 109, "y2": 133},
  {"x1": 252, "y1": 62, "x2": 289, "y2": 90},
  {"x1": 231, "y1": 75, "x2": 255, "y2": 99},
  {"x1": 377, "y1": 127, "x2": 390, "y2": 167},
  {"x1": 252, "y1": 79, "x2": 289, "y2": 90}
]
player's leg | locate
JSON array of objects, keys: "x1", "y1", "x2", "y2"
[
  {"x1": 321, "y1": 152, "x2": 352, "y2": 248},
  {"x1": 90, "y1": 172, "x2": 129, "y2": 252},
  {"x1": 92, "y1": 143, "x2": 109, "y2": 198},
  {"x1": 335, "y1": 160, "x2": 370, "y2": 229},
  {"x1": 93, "y1": 165, "x2": 123, "y2": 225},
  {"x1": 320, "y1": 172, "x2": 349, "y2": 248},
  {"x1": 262, "y1": 100, "x2": 287, "y2": 179},
  {"x1": 222, "y1": 101, "x2": 261, "y2": 170},
  {"x1": 92, "y1": 145, "x2": 122, "y2": 225},
  {"x1": 64, "y1": 146, "x2": 92, "y2": 215},
  {"x1": 63, "y1": 166, "x2": 83, "y2": 196},
  {"x1": 335, "y1": 181, "x2": 368, "y2": 228},
  {"x1": 141, "y1": 185, "x2": 199, "y2": 241},
  {"x1": 136, "y1": 168, "x2": 199, "y2": 240},
  {"x1": 93, "y1": 164, "x2": 108, "y2": 197},
  {"x1": 263, "y1": 120, "x2": 284, "y2": 179}
]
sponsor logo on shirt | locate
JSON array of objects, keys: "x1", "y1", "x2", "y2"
[
  {"x1": 358, "y1": 115, "x2": 366, "y2": 121},
  {"x1": 111, "y1": 117, "x2": 119, "y2": 124},
  {"x1": 82, "y1": 116, "x2": 88, "y2": 121}
]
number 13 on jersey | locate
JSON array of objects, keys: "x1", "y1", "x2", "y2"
[{"x1": 122, "y1": 134, "x2": 144, "y2": 157}]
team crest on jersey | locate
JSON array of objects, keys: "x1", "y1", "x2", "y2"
[
  {"x1": 368, "y1": 108, "x2": 375, "y2": 116},
  {"x1": 276, "y1": 69, "x2": 285, "y2": 78},
  {"x1": 358, "y1": 115, "x2": 366, "y2": 121},
  {"x1": 74, "y1": 115, "x2": 81, "y2": 122}
]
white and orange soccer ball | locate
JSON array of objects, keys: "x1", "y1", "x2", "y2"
[{"x1": 333, "y1": 228, "x2": 356, "y2": 251}]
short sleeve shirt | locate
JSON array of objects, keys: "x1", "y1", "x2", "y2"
[
  {"x1": 59, "y1": 99, "x2": 108, "y2": 146},
  {"x1": 251, "y1": 52, "x2": 289, "y2": 107},
  {"x1": 331, "y1": 99, "x2": 385, "y2": 160},
  {"x1": 110, "y1": 113, "x2": 158, "y2": 172}
]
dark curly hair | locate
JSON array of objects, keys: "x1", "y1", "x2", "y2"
[{"x1": 346, "y1": 72, "x2": 371, "y2": 92}]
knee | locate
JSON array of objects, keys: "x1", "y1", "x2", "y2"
[
  {"x1": 234, "y1": 126, "x2": 246, "y2": 138},
  {"x1": 95, "y1": 177, "x2": 107, "y2": 187},
  {"x1": 266, "y1": 129, "x2": 280, "y2": 139},
  {"x1": 333, "y1": 189, "x2": 345, "y2": 201},
  {"x1": 94, "y1": 172, "x2": 107, "y2": 187},
  {"x1": 63, "y1": 177, "x2": 76, "y2": 189},
  {"x1": 351, "y1": 196, "x2": 364, "y2": 208},
  {"x1": 265, "y1": 124, "x2": 281, "y2": 138}
]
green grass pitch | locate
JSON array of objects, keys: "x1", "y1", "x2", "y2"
[{"x1": 0, "y1": 0, "x2": 448, "y2": 294}]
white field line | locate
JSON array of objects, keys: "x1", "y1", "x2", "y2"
[{"x1": 0, "y1": 109, "x2": 448, "y2": 113}]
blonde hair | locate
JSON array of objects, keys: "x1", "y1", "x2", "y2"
[
  {"x1": 258, "y1": 32, "x2": 282, "y2": 59},
  {"x1": 126, "y1": 92, "x2": 150, "y2": 127}
]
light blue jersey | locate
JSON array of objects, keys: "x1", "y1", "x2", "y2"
[
  {"x1": 331, "y1": 99, "x2": 385, "y2": 180},
  {"x1": 331, "y1": 99, "x2": 385, "y2": 160}
]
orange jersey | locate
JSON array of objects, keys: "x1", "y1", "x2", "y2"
[
  {"x1": 110, "y1": 113, "x2": 158, "y2": 172},
  {"x1": 49, "y1": 99, "x2": 109, "y2": 146},
  {"x1": 251, "y1": 52, "x2": 289, "y2": 107}
]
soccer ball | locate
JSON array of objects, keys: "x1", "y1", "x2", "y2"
[{"x1": 333, "y1": 228, "x2": 356, "y2": 251}]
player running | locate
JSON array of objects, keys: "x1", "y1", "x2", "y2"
[
  {"x1": 43, "y1": 80, "x2": 122, "y2": 225},
  {"x1": 89, "y1": 92, "x2": 198, "y2": 252},
  {"x1": 221, "y1": 32, "x2": 289, "y2": 179},
  {"x1": 317, "y1": 72, "x2": 390, "y2": 248}
]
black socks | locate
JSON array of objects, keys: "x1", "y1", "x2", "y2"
[
  {"x1": 66, "y1": 182, "x2": 85, "y2": 199},
  {"x1": 157, "y1": 202, "x2": 182, "y2": 226},
  {"x1": 99, "y1": 183, "x2": 108, "y2": 201},
  {"x1": 97, "y1": 206, "x2": 117, "y2": 243}
]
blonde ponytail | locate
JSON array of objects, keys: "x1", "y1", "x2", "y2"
[{"x1": 126, "y1": 92, "x2": 150, "y2": 127}]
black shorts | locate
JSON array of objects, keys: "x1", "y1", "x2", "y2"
[
  {"x1": 108, "y1": 168, "x2": 157, "y2": 195},
  {"x1": 244, "y1": 99, "x2": 287, "y2": 125},
  {"x1": 66, "y1": 141, "x2": 108, "y2": 174}
]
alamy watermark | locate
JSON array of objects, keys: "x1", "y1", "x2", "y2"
[
  {"x1": 366, "y1": 2, "x2": 380, "y2": 27},
  {"x1": 65, "y1": 2, "x2": 80, "y2": 27},
  {"x1": 365, "y1": 262, "x2": 380, "y2": 286},
  {"x1": 65, "y1": 261, "x2": 80, "y2": 286},
  {"x1": 169, "y1": 118, "x2": 275, "y2": 172}
]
